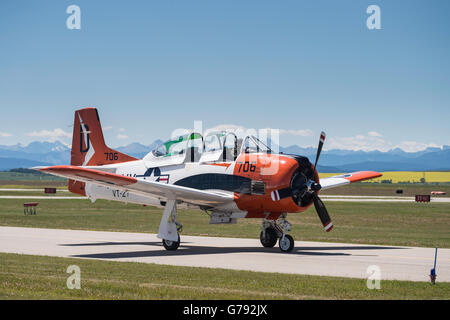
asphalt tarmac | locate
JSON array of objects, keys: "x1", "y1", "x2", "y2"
[{"x1": 0, "y1": 226, "x2": 447, "y2": 282}]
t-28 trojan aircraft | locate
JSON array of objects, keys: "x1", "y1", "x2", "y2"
[{"x1": 35, "y1": 108, "x2": 382, "y2": 252}]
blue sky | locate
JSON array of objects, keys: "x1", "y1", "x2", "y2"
[{"x1": 0, "y1": 0, "x2": 449, "y2": 152}]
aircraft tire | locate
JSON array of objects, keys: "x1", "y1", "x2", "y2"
[
  {"x1": 260, "y1": 228, "x2": 278, "y2": 248},
  {"x1": 279, "y1": 234, "x2": 294, "y2": 252},
  {"x1": 162, "y1": 234, "x2": 180, "y2": 251}
]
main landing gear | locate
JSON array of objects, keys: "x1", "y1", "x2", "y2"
[
  {"x1": 158, "y1": 199, "x2": 183, "y2": 251},
  {"x1": 162, "y1": 234, "x2": 181, "y2": 251},
  {"x1": 260, "y1": 214, "x2": 295, "y2": 252}
]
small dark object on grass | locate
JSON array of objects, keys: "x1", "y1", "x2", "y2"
[
  {"x1": 44, "y1": 188, "x2": 56, "y2": 194},
  {"x1": 24, "y1": 202, "x2": 38, "y2": 215}
]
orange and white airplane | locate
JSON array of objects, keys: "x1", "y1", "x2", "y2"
[{"x1": 35, "y1": 108, "x2": 382, "y2": 252}]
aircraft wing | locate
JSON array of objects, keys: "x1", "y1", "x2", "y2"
[
  {"x1": 319, "y1": 171, "x2": 382, "y2": 190},
  {"x1": 34, "y1": 165, "x2": 234, "y2": 207}
]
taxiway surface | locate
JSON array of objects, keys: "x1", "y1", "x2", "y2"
[{"x1": 0, "y1": 226, "x2": 447, "y2": 282}]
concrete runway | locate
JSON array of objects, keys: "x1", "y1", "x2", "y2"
[{"x1": 0, "y1": 226, "x2": 448, "y2": 282}]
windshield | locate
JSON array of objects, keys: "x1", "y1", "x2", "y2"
[
  {"x1": 204, "y1": 132, "x2": 225, "y2": 152},
  {"x1": 152, "y1": 133, "x2": 203, "y2": 157},
  {"x1": 243, "y1": 136, "x2": 272, "y2": 154}
]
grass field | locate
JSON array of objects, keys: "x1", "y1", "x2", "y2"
[
  {"x1": 0, "y1": 181, "x2": 67, "y2": 187},
  {"x1": 1, "y1": 252, "x2": 448, "y2": 299},
  {"x1": 0, "y1": 198, "x2": 448, "y2": 248},
  {"x1": 320, "y1": 171, "x2": 450, "y2": 183},
  {"x1": 320, "y1": 183, "x2": 450, "y2": 197},
  {"x1": 1, "y1": 171, "x2": 450, "y2": 197},
  {"x1": 0, "y1": 190, "x2": 78, "y2": 197},
  {"x1": 2, "y1": 180, "x2": 450, "y2": 197},
  {"x1": 1, "y1": 188, "x2": 449, "y2": 300},
  {"x1": 2, "y1": 171, "x2": 449, "y2": 183},
  {"x1": 0, "y1": 172, "x2": 66, "y2": 182}
]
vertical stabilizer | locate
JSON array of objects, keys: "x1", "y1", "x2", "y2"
[{"x1": 69, "y1": 107, "x2": 137, "y2": 195}]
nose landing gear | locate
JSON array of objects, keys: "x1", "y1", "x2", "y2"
[
  {"x1": 260, "y1": 214, "x2": 295, "y2": 252},
  {"x1": 278, "y1": 234, "x2": 295, "y2": 252}
]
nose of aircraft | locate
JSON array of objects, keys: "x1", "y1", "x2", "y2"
[
  {"x1": 291, "y1": 131, "x2": 333, "y2": 232},
  {"x1": 289, "y1": 158, "x2": 317, "y2": 207}
]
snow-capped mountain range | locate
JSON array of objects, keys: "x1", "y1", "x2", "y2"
[{"x1": 0, "y1": 140, "x2": 449, "y2": 172}]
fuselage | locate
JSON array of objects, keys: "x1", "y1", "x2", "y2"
[{"x1": 74, "y1": 152, "x2": 318, "y2": 220}]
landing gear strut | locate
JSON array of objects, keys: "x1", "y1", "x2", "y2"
[
  {"x1": 260, "y1": 214, "x2": 295, "y2": 252},
  {"x1": 158, "y1": 199, "x2": 183, "y2": 251}
]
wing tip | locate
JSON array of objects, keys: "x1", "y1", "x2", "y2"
[
  {"x1": 31, "y1": 166, "x2": 50, "y2": 172},
  {"x1": 345, "y1": 171, "x2": 382, "y2": 182}
]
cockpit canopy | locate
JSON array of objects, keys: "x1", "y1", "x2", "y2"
[
  {"x1": 152, "y1": 133, "x2": 203, "y2": 158},
  {"x1": 146, "y1": 131, "x2": 272, "y2": 164},
  {"x1": 242, "y1": 135, "x2": 272, "y2": 154}
]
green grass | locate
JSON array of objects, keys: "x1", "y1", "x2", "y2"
[
  {"x1": 2, "y1": 180, "x2": 449, "y2": 195},
  {"x1": 321, "y1": 183, "x2": 450, "y2": 197},
  {"x1": 0, "y1": 190, "x2": 77, "y2": 197},
  {"x1": 0, "y1": 185, "x2": 67, "y2": 189},
  {"x1": 0, "y1": 181, "x2": 67, "y2": 188},
  {"x1": 1, "y1": 191, "x2": 449, "y2": 300},
  {"x1": 0, "y1": 172, "x2": 65, "y2": 181},
  {"x1": 0, "y1": 252, "x2": 448, "y2": 299},
  {"x1": 0, "y1": 198, "x2": 448, "y2": 248}
]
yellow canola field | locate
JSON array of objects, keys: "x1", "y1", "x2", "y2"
[{"x1": 318, "y1": 171, "x2": 450, "y2": 183}]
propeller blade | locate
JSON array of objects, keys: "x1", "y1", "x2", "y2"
[
  {"x1": 312, "y1": 193, "x2": 333, "y2": 232},
  {"x1": 312, "y1": 131, "x2": 326, "y2": 178}
]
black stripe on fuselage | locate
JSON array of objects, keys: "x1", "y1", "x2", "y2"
[{"x1": 174, "y1": 173, "x2": 251, "y2": 194}]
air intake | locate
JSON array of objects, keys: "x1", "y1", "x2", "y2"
[{"x1": 251, "y1": 181, "x2": 266, "y2": 195}]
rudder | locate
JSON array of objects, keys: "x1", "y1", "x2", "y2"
[
  {"x1": 70, "y1": 107, "x2": 137, "y2": 166},
  {"x1": 69, "y1": 107, "x2": 137, "y2": 196}
]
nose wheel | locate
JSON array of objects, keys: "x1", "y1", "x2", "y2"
[
  {"x1": 279, "y1": 234, "x2": 294, "y2": 252},
  {"x1": 259, "y1": 227, "x2": 278, "y2": 248}
]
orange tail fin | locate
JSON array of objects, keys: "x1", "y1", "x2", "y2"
[
  {"x1": 71, "y1": 107, "x2": 137, "y2": 166},
  {"x1": 69, "y1": 107, "x2": 137, "y2": 196}
]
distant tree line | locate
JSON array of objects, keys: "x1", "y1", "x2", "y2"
[{"x1": 7, "y1": 168, "x2": 50, "y2": 176}]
